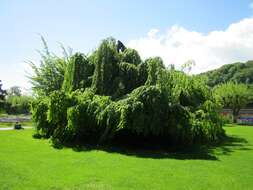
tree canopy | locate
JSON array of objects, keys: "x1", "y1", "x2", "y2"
[
  {"x1": 0, "y1": 84, "x2": 33, "y2": 114},
  {"x1": 7, "y1": 86, "x2": 22, "y2": 96},
  {"x1": 4, "y1": 94, "x2": 32, "y2": 114},
  {"x1": 30, "y1": 37, "x2": 225, "y2": 147},
  {"x1": 214, "y1": 82, "x2": 252, "y2": 122},
  {"x1": 29, "y1": 37, "x2": 68, "y2": 96}
]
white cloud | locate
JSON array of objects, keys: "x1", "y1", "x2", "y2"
[
  {"x1": 127, "y1": 18, "x2": 253, "y2": 74},
  {"x1": 147, "y1": 29, "x2": 159, "y2": 38},
  {"x1": 2, "y1": 17, "x2": 253, "y2": 91}
]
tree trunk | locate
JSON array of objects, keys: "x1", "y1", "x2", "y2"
[
  {"x1": 233, "y1": 114, "x2": 238, "y2": 123},
  {"x1": 232, "y1": 109, "x2": 240, "y2": 123}
]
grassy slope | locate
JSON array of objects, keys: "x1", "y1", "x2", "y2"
[{"x1": 0, "y1": 126, "x2": 253, "y2": 190}]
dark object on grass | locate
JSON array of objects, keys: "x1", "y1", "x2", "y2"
[{"x1": 14, "y1": 122, "x2": 23, "y2": 130}]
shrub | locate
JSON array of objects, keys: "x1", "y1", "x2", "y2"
[
  {"x1": 66, "y1": 91, "x2": 112, "y2": 143},
  {"x1": 221, "y1": 114, "x2": 233, "y2": 124},
  {"x1": 31, "y1": 97, "x2": 53, "y2": 138}
]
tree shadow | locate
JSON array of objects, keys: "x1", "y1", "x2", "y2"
[
  {"x1": 68, "y1": 134, "x2": 250, "y2": 161},
  {"x1": 210, "y1": 135, "x2": 250, "y2": 156}
]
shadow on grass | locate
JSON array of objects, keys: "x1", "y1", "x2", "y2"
[{"x1": 67, "y1": 135, "x2": 249, "y2": 161}]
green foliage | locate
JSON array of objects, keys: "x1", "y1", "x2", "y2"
[
  {"x1": 221, "y1": 114, "x2": 233, "y2": 124},
  {"x1": 200, "y1": 60, "x2": 253, "y2": 87},
  {"x1": 145, "y1": 57, "x2": 165, "y2": 85},
  {"x1": 158, "y1": 70, "x2": 209, "y2": 106},
  {"x1": 156, "y1": 69, "x2": 224, "y2": 143},
  {"x1": 34, "y1": 74, "x2": 224, "y2": 145},
  {"x1": 119, "y1": 85, "x2": 170, "y2": 137},
  {"x1": 0, "y1": 86, "x2": 32, "y2": 115},
  {"x1": 47, "y1": 91, "x2": 76, "y2": 143},
  {"x1": 117, "y1": 62, "x2": 139, "y2": 96},
  {"x1": 91, "y1": 39, "x2": 146, "y2": 98},
  {"x1": 29, "y1": 37, "x2": 68, "y2": 96},
  {"x1": 66, "y1": 91, "x2": 112, "y2": 143},
  {"x1": 137, "y1": 62, "x2": 149, "y2": 85},
  {"x1": 31, "y1": 37, "x2": 225, "y2": 146},
  {"x1": 121, "y1": 48, "x2": 141, "y2": 65},
  {"x1": 62, "y1": 53, "x2": 94, "y2": 92},
  {"x1": 4, "y1": 95, "x2": 33, "y2": 114},
  {"x1": 31, "y1": 97, "x2": 53, "y2": 137},
  {"x1": 190, "y1": 100, "x2": 224, "y2": 143},
  {"x1": 214, "y1": 82, "x2": 252, "y2": 122},
  {"x1": 63, "y1": 85, "x2": 172, "y2": 143},
  {"x1": 91, "y1": 38, "x2": 119, "y2": 96}
]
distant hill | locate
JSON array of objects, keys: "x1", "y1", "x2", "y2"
[{"x1": 200, "y1": 60, "x2": 253, "y2": 87}]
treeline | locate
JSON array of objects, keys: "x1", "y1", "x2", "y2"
[
  {"x1": 31, "y1": 37, "x2": 225, "y2": 146},
  {"x1": 0, "y1": 83, "x2": 32, "y2": 115},
  {"x1": 199, "y1": 61, "x2": 253, "y2": 122},
  {"x1": 200, "y1": 60, "x2": 253, "y2": 87}
]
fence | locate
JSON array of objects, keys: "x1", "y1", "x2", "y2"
[{"x1": 222, "y1": 109, "x2": 253, "y2": 125}]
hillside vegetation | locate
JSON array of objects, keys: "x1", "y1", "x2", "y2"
[{"x1": 200, "y1": 60, "x2": 253, "y2": 87}]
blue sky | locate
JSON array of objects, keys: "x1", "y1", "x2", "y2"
[{"x1": 1, "y1": 0, "x2": 253, "y2": 90}]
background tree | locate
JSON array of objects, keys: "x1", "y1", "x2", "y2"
[
  {"x1": 5, "y1": 95, "x2": 33, "y2": 114},
  {"x1": 181, "y1": 60, "x2": 196, "y2": 74},
  {"x1": 7, "y1": 86, "x2": 22, "y2": 96},
  {"x1": 214, "y1": 82, "x2": 252, "y2": 123},
  {"x1": 200, "y1": 60, "x2": 253, "y2": 87},
  {"x1": 0, "y1": 80, "x2": 7, "y2": 110}
]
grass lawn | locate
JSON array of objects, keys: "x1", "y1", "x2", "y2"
[{"x1": 0, "y1": 125, "x2": 253, "y2": 190}]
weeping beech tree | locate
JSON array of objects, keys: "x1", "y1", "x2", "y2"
[
  {"x1": 29, "y1": 36, "x2": 68, "y2": 96},
  {"x1": 91, "y1": 38, "x2": 119, "y2": 96},
  {"x1": 91, "y1": 38, "x2": 147, "y2": 98},
  {"x1": 62, "y1": 53, "x2": 94, "y2": 92},
  {"x1": 145, "y1": 57, "x2": 165, "y2": 85},
  {"x1": 31, "y1": 37, "x2": 225, "y2": 146},
  {"x1": 121, "y1": 48, "x2": 142, "y2": 65}
]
